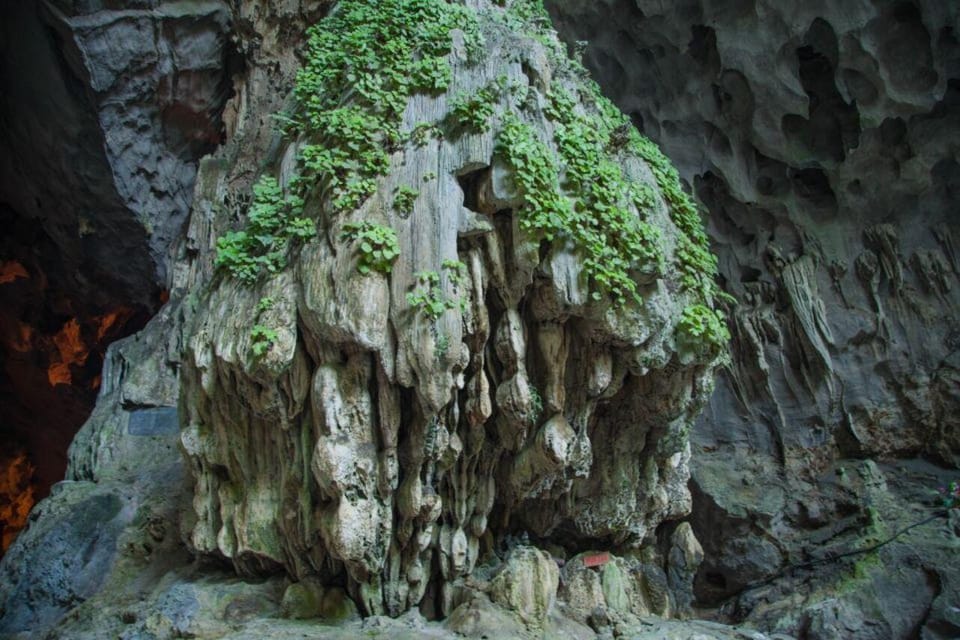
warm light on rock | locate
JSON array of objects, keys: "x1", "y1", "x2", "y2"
[
  {"x1": 0, "y1": 450, "x2": 35, "y2": 554},
  {"x1": 46, "y1": 319, "x2": 89, "y2": 387},
  {"x1": 0, "y1": 261, "x2": 28, "y2": 285}
]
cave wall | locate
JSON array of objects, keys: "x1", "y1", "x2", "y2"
[
  {"x1": 2, "y1": 0, "x2": 960, "y2": 637},
  {"x1": 0, "y1": 0, "x2": 232, "y2": 538},
  {"x1": 548, "y1": 0, "x2": 960, "y2": 632}
]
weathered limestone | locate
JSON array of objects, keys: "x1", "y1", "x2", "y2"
[
  {"x1": 548, "y1": 1, "x2": 960, "y2": 635},
  {"x1": 178, "y1": 0, "x2": 722, "y2": 619},
  {"x1": 489, "y1": 547, "x2": 559, "y2": 628}
]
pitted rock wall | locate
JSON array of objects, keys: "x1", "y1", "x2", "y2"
[{"x1": 548, "y1": 0, "x2": 960, "y2": 635}]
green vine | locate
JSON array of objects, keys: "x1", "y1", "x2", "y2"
[
  {"x1": 214, "y1": 0, "x2": 730, "y2": 357},
  {"x1": 293, "y1": 0, "x2": 483, "y2": 213},
  {"x1": 529, "y1": 385, "x2": 543, "y2": 425},
  {"x1": 676, "y1": 304, "x2": 730, "y2": 360},
  {"x1": 450, "y1": 86, "x2": 498, "y2": 133},
  {"x1": 214, "y1": 0, "x2": 484, "y2": 284},
  {"x1": 495, "y1": 105, "x2": 662, "y2": 307},
  {"x1": 250, "y1": 325, "x2": 278, "y2": 358},
  {"x1": 407, "y1": 260, "x2": 468, "y2": 320},
  {"x1": 393, "y1": 186, "x2": 419, "y2": 216},
  {"x1": 215, "y1": 176, "x2": 313, "y2": 283},
  {"x1": 410, "y1": 122, "x2": 442, "y2": 147},
  {"x1": 256, "y1": 296, "x2": 275, "y2": 313},
  {"x1": 250, "y1": 296, "x2": 279, "y2": 359},
  {"x1": 340, "y1": 221, "x2": 401, "y2": 275}
]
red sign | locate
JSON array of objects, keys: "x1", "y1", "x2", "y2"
[{"x1": 583, "y1": 552, "x2": 610, "y2": 568}]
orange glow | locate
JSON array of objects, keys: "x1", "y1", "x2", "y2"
[
  {"x1": 95, "y1": 307, "x2": 132, "y2": 342},
  {"x1": 90, "y1": 374, "x2": 102, "y2": 390},
  {"x1": 54, "y1": 319, "x2": 86, "y2": 363},
  {"x1": 47, "y1": 318, "x2": 90, "y2": 387},
  {"x1": 11, "y1": 322, "x2": 33, "y2": 353},
  {"x1": 0, "y1": 451, "x2": 36, "y2": 553},
  {"x1": 0, "y1": 260, "x2": 28, "y2": 285},
  {"x1": 47, "y1": 362, "x2": 72, "y2": 386}
]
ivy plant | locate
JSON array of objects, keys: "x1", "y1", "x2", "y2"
[
  {"x1": 529, "y1": 385, "x2": 543, "y2": 425},
  {"x1": 215, "y1": 176, "x2": 313, "y2": 284},
  {"x1": 250, "y1": 324, "x2": 278, "y2": 358},
  {"x1": 340, "y1": 221, "x2": 401, "y2": 275},
  {"x1": 410, "y1": 122, "x2": 442, "y2": 147},
  {"x1": 450, "y1": 86, "x2": 498, "y2": 133},
  {"x1": 291, "y1": 0, "x2": 483, "y2": 213},
  {"x1": 675, "y1": 304, "x2": 730, "y2": 359},
  {"x1": 393, "y1": 186, "x2": 419, "y2": 216},
  {"x1": 495, "y1": 106, "x2": 661, "y2": 307},
  {"x1": 407, "y1": 260, "x2": 468, "y2": 320}
]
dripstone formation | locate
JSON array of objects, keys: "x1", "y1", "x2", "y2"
[
  {"x1": 0, "y1": 1, "x2": 736, "y2": 638},
  {"x1": 179, "y1": 0, "x2": 723, "y2": 619},
  {"x1": 1, "y1": 0, "x2": 958, "y2": 639}
]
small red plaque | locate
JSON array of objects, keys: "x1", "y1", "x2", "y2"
[{"x1": 583, "y1": 552, "x2": 610, "y2": 568}]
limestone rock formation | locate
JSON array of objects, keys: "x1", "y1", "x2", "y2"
[
  {"x1": 4, "y1": 0, "x2": 957, "y2": 638},
  {"x1": 548, "y1": 0, "x2": 960, "y2": 635},
  {"x1": 178, "y1": 0, "x2": 723, "y2": 619}
]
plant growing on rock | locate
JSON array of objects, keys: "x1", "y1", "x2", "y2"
[
  {"x1": 435, "y1": 332, "x2": 450, "y2": 359},
  {"x1": 181, "y1": 0, "x2": 737, "y2": 623},
  {"x1": 248, "y1": 296, "x2": 280, "y2": 359},
  {"x1": 256, "y1": 296, "x2": 275, "y2": 313},
  {"x1": 496, "y1": 103, "x2": 662, "y2": 307},
  {"x1": 529, "y1": 385, "x2": 543, "y2": 425},
  {"x1": 676, "y1": 304, "x2": 731, "y2": 359},
  {"x1": 450, "y1": 86, "x2": 498, "y2": 133},
  {"x1": 393, "y1": 186, "x2": 419, "y2": 216},
  {"x1": 290, "y1": 0, "x2": 483, "y2": 213},
  {"x1": 249, "y1": 324, "x2": 278, "y2": 358},
  {"x1": 407, "y1": 260, "x2": 468, "y2": 320},
  {"x1": 410, "y1": 122, "x2": 442, "y2": 147},
  {"x1": 340, "y1": 222, "x2": 400, "y2": 275},
  {"x1": 937, "y1": 481, "x2": 960, "y2": 509},
  {"x1": 215, "y1": 176, "x2": 313, "y2": 283}
]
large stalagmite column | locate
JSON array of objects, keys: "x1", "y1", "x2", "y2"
[{"x1": 179, "y1": 0, "x2": 727, "y2": 617}]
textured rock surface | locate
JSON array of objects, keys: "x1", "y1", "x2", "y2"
[
  {"x1": 2, "y1": 0, "x2": 724, "y2": 636},
  {"x1": 0, "y1": 0, "x2": 232, "y2": 513},
  {"x1": 548, "y1": 0, "x2": 960, "y2": 636},
  {"x1": 0, "y1": 301, "x2": 189, "y2": 635},
  {"x1": 1, "y1": 0, "x2": 232, "y2": 295},
  {"x1": 178, "y1": 0, "x2": 721, "y2": 619},
  {"x1": 5, "y1": 0, "x2": 958, "y2": 639}
]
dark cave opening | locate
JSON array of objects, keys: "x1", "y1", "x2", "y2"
[
  {"x1": 0, "y1": 0, "x2": 231, "y2": 556},
  {"x1": 0, "y1": 1, "x2": 151, "y2": 555},
  {"x1": 781, "y1": 18, "x2": 861, "y2": 165}
]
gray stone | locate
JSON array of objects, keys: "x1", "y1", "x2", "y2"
[
  {"x1": 547, "y1": 1, "x2": 960, "y2": 635},
  {"x1": 127, "y1": 407, "x2": 179, "y2": 436},
  {"x1": 489, "y1": 546, "x2": 559, "y2": 630},
  {"x1": 0, "y1": 484, "x2": 127, "y2": 634},
  {"x1": 280, "y1": 579, "x2": 325, "y2": 620}
]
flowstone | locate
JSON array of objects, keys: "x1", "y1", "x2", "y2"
[{"x1": 179, "y1": 0, "x2": 725, "y2": 618}]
